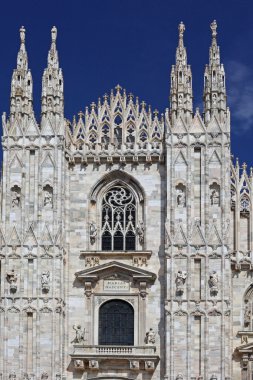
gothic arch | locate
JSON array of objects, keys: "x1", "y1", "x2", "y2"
[
  {"x1": 89, "y1": 170, "x2": 145, "y2": 204},
  {"x1": 244, "y1": 284, "x2": 253, "y2": 303}
]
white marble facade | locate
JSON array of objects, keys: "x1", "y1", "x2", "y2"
[{"x1": 0, "y1": 21, "x2": 252, "y2": 380}]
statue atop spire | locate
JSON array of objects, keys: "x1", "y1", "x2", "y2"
[
  {"x1": 20, "y1": 26, "x2": 25, "y2": 44},
  {"x1": 209, "y1": 20, "x2": 220, "y2": 65},
  {"x1": 47, "y1": 26, "x2": 59, "y2": 69},
  {"x1": 203, "y1": 20, "x2": 227, "y2": 123},
  {"x1": 170, "y1": 22, "x2": 193, "y2": 124},
  {"x1": 51, "y1": 25, "x2": 57, "y2": 43},
  {"x1": 41, "y1": 26, "x2": 64, "y2": 124},
  {"x1": 210, "y1": 20, "x2": 217, "y2": 39},
  {"x1": 10, "y1": 26, "x2": 33, "y2": 118},
  {"x1": 17, "y1": 26, "x2": 28, "y2": 71},
  {"x1": 178, "y1": 22, "x2": 185, "y2": 46}
]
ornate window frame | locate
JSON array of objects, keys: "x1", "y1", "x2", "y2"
[{"x1": 88, "y1": 171, "x2": 145, "y2": 251}]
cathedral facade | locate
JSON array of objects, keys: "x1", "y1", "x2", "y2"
[{"x1": 0, "y1": 20, "x2": 252, "y2": 380}]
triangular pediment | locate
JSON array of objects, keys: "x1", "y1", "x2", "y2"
[
  {"x1": 75, "y1": 261, "x2": 156, "y2": 282},
  {"x1": 208, "y1": 115, "x2": 222, "y2": 134},
  {"x1": 191, "y1": 223, "x2": 206, "y2": 246},
  {"x1": 189, "y1": 111, "x2": 205, "y2": 133}
]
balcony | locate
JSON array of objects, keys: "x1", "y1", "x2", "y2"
[{"x1": 70, "y1": 344, "x2": 159, "y2": 371}]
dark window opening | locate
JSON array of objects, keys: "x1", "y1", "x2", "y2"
[{"x1": 99, "y1": 300, "x2": 134, "y2": 345}]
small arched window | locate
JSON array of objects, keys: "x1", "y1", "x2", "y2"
[
  {"x1": 101, "y1": 185, "x2": 136, "y2": 251},
  {"x1": 99, "y1": 300, "x2": 134, "y2": 345}
]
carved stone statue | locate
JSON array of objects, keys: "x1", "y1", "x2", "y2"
[
  {"x1": 44, "y1": 189, "x2": 53, "y2": 207},
  {"x1": 6, "y1": 269, "x2": 18, "y2": 292},
  {"x1": 209, "y1": 270, "x2": 219, "y2": 295},
  {"x1": 41, "y1": 271, "x2": 50, "y2": 292},
  {"x1": 41, "y1": 373, "x2": 48, "y2": 380},
  {"x1": 212, "y1": 93, "x2": 217, "y2": 105},
  {"x1": 244, "y1": 305, "x2": 251, "y2": 326},
  {"x1": 71, "y1": 324, "x2": 87, "y2": 344},
  {"x1": 130, "y1": 360, "x2": 139, "y2": 369},
  {"x1": 11, "y1": 188, "x2": 21, "y2": 208},
  {"x1": 144, "y1": 328, "x2": 156, "y2": 344},
  {"x1": 176, "y1": 374, "x2": 184, "y2": 380},
  {"x1": 175, "y1": 270, "x2": 187, "y2": 294},
  {"x1": 89, "y1": 221, "x2": 97, "y2": 244},
  {"x1": 177, "y1": 188, "x2": 186, "y2": 207},
  {"x1": 89, "y1": 360, "x2": 99, "y2": 369},
  {"x1": 74, "y1": 360, "x2": 84, "y2": 369},
  {"x1": 136, "y1": 221, "x2": 145, "y2": 244},
  {"x1": 210, "y1": 188, "x2": 220, "y2": 206},
  {"x1": 9, "y1": 371, "x2": 16, "y2": 380}
]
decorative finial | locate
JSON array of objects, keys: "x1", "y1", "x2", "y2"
[
  {"x1": 20, "y1": 26, "x2": 25, "y2": 44},
  {"x1": 210, "y1": 20, "x2": 217, "y2": 39},
  {"x1": 78, "y1": 111, "x2": 84, "y2": 119},
  {"x1": 141, "y1": 100, "x2": 146, "y2": 109},
  {"x1": 115, "y1": 84, "x2": 122, "y2": 92},
  {"x1": 178, "y1": 22, "x2": 185, "y2": 42},
  {"x1": 51, "y1": 26, "x2": 57, "y2": 43},
  {"x1": 242, "y1": 162, "x2": 247, "y2": 172}
]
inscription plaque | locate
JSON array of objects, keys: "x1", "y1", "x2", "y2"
[{"x1": 104, "y1": 279, "x2": 129, "y2": 291}]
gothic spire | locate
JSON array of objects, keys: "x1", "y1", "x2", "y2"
[
  {"x1": 41, "y1": 26, "x2": 64, "y2": 123},
  {"x1": 203, "y1": 20, "x2": 226, "y2": 123},
  {"x1": 170, "y1": 22, "x2": 193, "y2": 124},
  {"x1": 10, "y1": 26, "x2": 34, "y2": 118}
]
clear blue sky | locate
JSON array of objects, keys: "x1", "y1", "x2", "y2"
[{"x1": 1, "y1": 0, "x2": 253, "y2": 167}]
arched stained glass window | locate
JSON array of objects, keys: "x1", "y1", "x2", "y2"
[
  {"x1": 99, "y1": 300, "x2": 134, "y2": 345},
  {"x1": 101, "y1": 186, "x2": 136, "y2": 251}
]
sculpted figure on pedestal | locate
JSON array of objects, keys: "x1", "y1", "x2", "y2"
[
  {"x1": 71, "y1": 325, "x2": 87, "y2": 343},
  {"x1": 41, "y1": 271, "x2": 50, "y2": 292},
  {"x1": 145, "y1": 328, "x2": 156, "y2": 344},
  {"x1": 244, "y1": 305, "x2": 251, "y2": 327},
  {"x1": 175, "y1": 270, "x2": 187, "y2": 295},
  {"x1": 89, "y1": 222, "x2": 97, "y2": 244},
  {"x1": 136, "y1": 221, "x2": 145, "y2": 244},
  {"x1": 6, "y1": 269, "x2": 18, "y2": 292},
  {"x1": 209, "y1": 270, "x2": 219, "y2": 296},
  {"x1": 11, "y1": 188, "x2": 21, "y2": 208}
]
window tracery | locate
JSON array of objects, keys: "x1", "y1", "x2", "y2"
[
  {"x1": 126, "y1": 124, "x2": 135, "y2": 144},
  {"x1": 101, "y1": 186, "x2": 136, "y2": 251}
]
